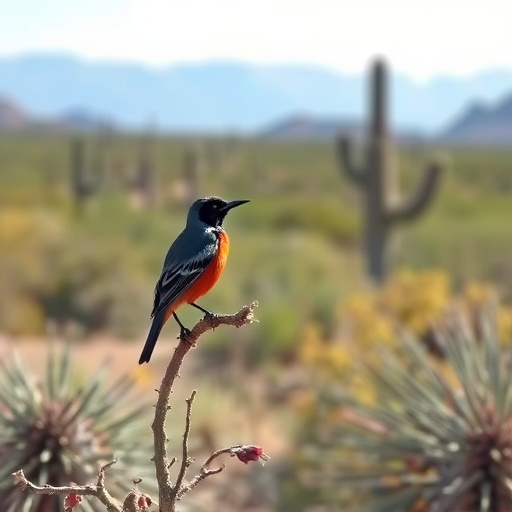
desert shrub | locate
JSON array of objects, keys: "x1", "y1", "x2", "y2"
[
  {"x1": 294, "y1": 304, "x2": 512, "y2": 511},
  {"x1": 0, "y1": 208, "x2": 65, "y2": 335},
  {"x1": 235, "y1": 197, "x2": 359, "y2": 247},
  {"x1": 0, "y1": 345, "x2": 154, "y2": 511},
  {"x1": 298, "y1": 270, "x2": 512, "y2": 389},
  {"x1": 0, "y1": 207, "x2": 153, "y2": 337},
  {"x1": 285, "y1": 271, "x2": 512, "y2": 511}
]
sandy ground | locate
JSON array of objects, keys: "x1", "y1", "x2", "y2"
[
  {"x1": 1, "y1": 333, "x2": 290, "y2": 511},
  {"x1": 0, "y1": 332, "x2": 171, "y2": 384},
  {"x1": 0, "y1": 333, "x2": 288, "y2": 457}
]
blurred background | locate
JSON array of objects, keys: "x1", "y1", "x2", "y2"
[{"x1": 1, "y1": 1, "x2": 512, "y2": 511}]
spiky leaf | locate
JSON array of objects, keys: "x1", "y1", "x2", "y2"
[
  {"x1": 304, "y1": 304, "x2": 512, "y2": 512},
  {"x1": 0, "y1": 343, "x2": 155, "y2": 512}
]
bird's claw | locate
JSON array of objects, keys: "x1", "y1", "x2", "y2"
[
  {"x1": 203, "y1": 311, "x2": 219, "y2": 322},
  {"x1": 178, "y1": 326, "x2": 191, "y2": 338},
  {"x1": 177, "y1": 327, "x2": 195, "y2": 346}
]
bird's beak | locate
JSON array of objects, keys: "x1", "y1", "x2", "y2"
[{"x1": 221, "y1": 199, "x2": 250, "y2": 213}]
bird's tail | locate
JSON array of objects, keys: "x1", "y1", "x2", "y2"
[{"x1": 138, "y1": 311, "x2": 165, "y2": 364}]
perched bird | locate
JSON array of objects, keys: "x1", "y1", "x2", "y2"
[{"x1": 138, "y1": 196, "x2": 250, "y2": 364}]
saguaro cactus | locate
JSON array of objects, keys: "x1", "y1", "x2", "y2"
[
  {"x1": 336, "y1": 57, "x2": 443, "y2": 282},
  {"x1": 70, "y1": 136, "x2": 94, "y2": 215},
  {"x1": 134, "y1": 130, "x2": 157, "y2": 209},
  {"x1": 90, "y1": 124, "x2": 113, "y2": 191},
  {"x1": 182, "y1": 142, "x2": 202, "y2": 203}
]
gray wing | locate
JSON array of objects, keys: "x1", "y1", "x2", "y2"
[{"x1": 151, "y1": 232, "x2": 218, "y2": 318}]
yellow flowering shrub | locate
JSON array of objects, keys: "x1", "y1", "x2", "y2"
[
  {"x1": 0, "y1": 208, "x2": 65, "y2": 335},
  {"x1": 0, "y1": 207, "x2": 152, "y2": 338},
  {"x1": 297, "y1": 269, "x2": 512, "y2": 405},
  {"x1": 377, "y1": 269, "x2": 450, "y2": 334}
]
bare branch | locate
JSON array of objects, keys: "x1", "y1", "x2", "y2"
[
  {"x1": 12, "y1": 460, "x2": 122, "y2": 512},
  {"x1": 181, "y1": 301, "x2": 259, "y2": 346},
  {"x1": 152, "y1": 301, "x2": 258, "y2": 511},
  {"x1": 177, "y1": 447, "x2": 232, "y2": 500},
  {"x1": 12, "y1": 302, "x2": 259, "y2": 512},
  {"x1": 170, "y1": 390, "x2": 196, "y2": 502},
  {"x1": 176, "y1": 444, "x2": 269, "y2": 500}
]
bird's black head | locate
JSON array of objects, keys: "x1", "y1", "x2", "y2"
[{"x1": 190, "y1": 196, "x2": 250, "y2": 227}]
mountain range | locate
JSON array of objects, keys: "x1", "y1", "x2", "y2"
[
  {"x1": 0, "y1": 53, "x2": 512, "y2": 140},
  {"x1": 440, "y1": 92, "x2": 512, "y2": 145}
]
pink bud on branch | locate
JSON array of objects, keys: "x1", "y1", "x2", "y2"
[
  {"x1": 231, "y1": 445, "x2": 270, "y2": 465},
  {"x1": 64, "y1": 493, "x2": 82, "y2": 510}
]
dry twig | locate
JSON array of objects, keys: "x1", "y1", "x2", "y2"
[
  {"x1": 13, "y1": 302, "x2": 261, "y2": 512},
  {"x1": 153, "y1": 301, "x2": 258, "y2": 511},
  {"x1": 13, "y1": 460, "x2": 121, "y2": 512}
]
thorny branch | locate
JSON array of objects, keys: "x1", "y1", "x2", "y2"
[
  {"x1": 177, "y1": 444, "x2": 271, "y2": 500},
  {"x1": 175, "y1": 447, "x2": 234, "y2": 500},
  {"x1": 12, "y1": 460, "x2": 122, "y2": 512},
  {"x1": 152, "y1": 301, "x2": 258, "y2": 511},
  {"x1": 12, "y1": 301, "x2": 262, "y2": 512},
  {"x1": 169, "y1": 389, "x2": 196, "y2": 502}
]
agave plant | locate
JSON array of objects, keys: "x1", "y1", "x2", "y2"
[
  {"x1": 0, "y1": 344, "x2": 155, "y2": 512},
  {"x1": 303, "y1": 303, "x2": 512, "y2": 512}
]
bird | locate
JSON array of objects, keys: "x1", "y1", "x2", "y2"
[{"x1": 138, "y1": 196, "x2": 250, "y2": 364}]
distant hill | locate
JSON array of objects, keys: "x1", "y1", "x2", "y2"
[
  {"x1": 259, "y1": 114, "x2": 428, "y2": 143},
  {"x1": 1, "y1": 53, "x2": 512, "y2": 133},
  {"x1": 259, "y1": 114, "x2": 364, "y2": 140},
  {"x1": 0, "y1": 95, "x2": 114, "y2": 132},
  {"x1": 441, "y1": 92, "x2": 512, "y2": 145},
  {"x1": 58, "y1": 108, "x2": 115, "y2": 131},
  {"x1": 0, "y1": 96, "x2": 29, "y2": 130}
]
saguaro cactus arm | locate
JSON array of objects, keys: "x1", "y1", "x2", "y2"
[
  {"x1": 335, "y1": 135, "x2": 367, "y2": 186},
  {"x1": 386, "y1": 161, "x2": 443, "y2": 224}
]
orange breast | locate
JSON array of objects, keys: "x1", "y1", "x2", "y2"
[{"x1": 165, "y1": 231, "x2": 230, "y2": 322}]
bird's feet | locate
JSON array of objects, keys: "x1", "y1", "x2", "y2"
[
  {"x1": 203, "y1": 311, "x2": 219, "y2": 323},
  {"x1": 190, "y1": 302, "x2": 219, "y2": 322},
  {"x1": 173, "y1": 312, "x2": 195, "y2": 346},
  {"x1": 177, "y1": 326, "x2": 195, "y2": 346}
]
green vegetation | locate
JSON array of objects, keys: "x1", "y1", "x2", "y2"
[
  {"x1": 294, "y1": 302, "x2": 512, "y2": 512},
  {"x1": 1, "y1": 133, "x2": 512, "y2": 347},
  {"x1": 2, "y1": 132, "x2": 512, "y2": 511}
]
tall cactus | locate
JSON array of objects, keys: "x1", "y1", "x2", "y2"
[
  {"x1": 336, "y1": 57, "x2": 443, "y2": 282},
  {"x1": 182, "y1": 141, "x2": 202, "y2": 203},
  {"x1": 91, "y1": 125, "x2": 112, "y2": 190},
  {"x1": 134, "y1": 129, "x2": 157, "y2": 209},
  {"x1": 70, "y1": 136, "x2": 94, "y2": 215}
]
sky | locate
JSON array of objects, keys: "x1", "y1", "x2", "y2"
[{"x1": 0, "y1": 0, "x2": 510, "y2": 81}]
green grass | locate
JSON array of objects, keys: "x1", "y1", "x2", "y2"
[{"x1": 1, "y1": 132, "x2": 512, "y2": 349}]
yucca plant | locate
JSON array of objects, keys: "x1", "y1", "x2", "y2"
[
  {"x1": 0, "y1": 344, "x2": 155, "y2": 512},
  {"x1": 303, "y1": 302, "x2": 512, "y2": 512}
]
